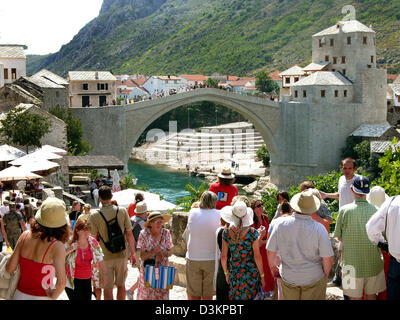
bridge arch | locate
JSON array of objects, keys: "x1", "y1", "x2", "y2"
[{"x1": 123, "y1": 88, "x2": 280, "y2": 167}]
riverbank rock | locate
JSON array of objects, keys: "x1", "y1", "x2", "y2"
[
  {"x1": 243, "y1": 176, "x2": 278, "y2": 197},
  {"x1": 243, "y1": 180, "x2": 258, "y2": 194}
]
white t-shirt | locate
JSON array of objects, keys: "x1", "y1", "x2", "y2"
[
  {"x1": 0, "y1": 205, "x2": 9, "y2": 217},
  {"x1": 186, "y1": 208, "x2": 220, "y2": 261},
  {"x1": 338, "y1": 174, "x2": 359, "y2": 209}
]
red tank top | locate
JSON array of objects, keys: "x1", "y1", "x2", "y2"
[
  {"x1": 17, "y1": 233, "x2": 57, "y2": 297},
  {"x1": 74, "y1": 246, "x2": 93, "y2": 279}
]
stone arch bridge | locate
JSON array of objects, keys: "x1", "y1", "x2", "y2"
[{"x1": 71, "y1": 88, "x2": 363, "y2": 187}]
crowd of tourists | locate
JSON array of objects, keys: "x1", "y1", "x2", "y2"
[{"x1": 0, "y1": 156, "x2": 399, "y2": 301}]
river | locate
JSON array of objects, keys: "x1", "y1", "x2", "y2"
[{"x1": 128, "y1": 159, "x2": 205, "y2": 204}]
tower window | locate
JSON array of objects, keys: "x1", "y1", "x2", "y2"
[
  {"x1": 285, "y1": 77, "x2": 290, "y2": 84},
  {"x1": 303, "y1": 90, "x2": 307, "y2": 98},
  {"x1": 11, "y1": 68, "x2": 17, "y2": 80},
  {"x1": 342, "y1": 69, "x2": 346, "y2": 75},
  {"x1": 333, "y1": 57, "x2": 337, "y2": 64},
  {"x1": 330, "y1": 38, "x2": 334, "y2": 46},
  {"x1": 335, "y1": 90, "x2": 339, "y2": 97},
  {"x1": 342, "y1": 56, "x2": 346, "y2": 64},
  {"x1": 371, "y1": 56, "x2": 374, "y2": 63},
  {"x1": 344, "y1": 90, "x2": 347, "y2": 97},
  {"x1": 363, "y1": 36, "x2": 367, "y2": 44},
  {"x1": 4, "y1": 68, "x2": 8, "y2": 80},
  {"x1": 325, "y1": 55, "x2": 329, "y2": 62},
  {"x1": 83, "y1": 83, "x2": 88, "y2": 90},
  {"x1": 347, "y1": 37, "x2": 351, "y2": 45},
  {"x1": 321, "y1": 90, "x2": 326, "y2": 98},
  {"x1": 294, "y1": 77, "x2": 299, "y2": 82},
  {"x1": 319, "y1": 39, "x2": 322, "y2": 47},
  {"x1": 294, "y1": 90, "x2": 298, "y2": 98}
]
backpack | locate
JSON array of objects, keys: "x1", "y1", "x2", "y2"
[
  {"x1": 131, "y1": 216, "x2": 146, "y2": 250},
  {"x1": 97, "y1": 207, "x2": 126, "y2": 254}
]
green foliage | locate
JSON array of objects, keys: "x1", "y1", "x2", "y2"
[
  {"x1": 49, "y1": 106, "x2": 91, "y2": 155},
  {"x1": 176, "y1": 181, "x2": 210, "y2": 212},
  {"x1": 205, "y1": 78, "x2": 219, "y2": 88},
  {"x1": 256, "y1": 144, "x2": 270, "y2": 167},
  {"x1": 29, "y1": 0, "x2": 400, "y2": 77},
  {"x1": 122, "y1": 173, "x2": 138, "y2": 189},
  {"x1": 377, "y1": 138, "x2": 400, "y2": 197},
  {"x1": 261, "y1": 170, "x2": 341, "y2": 228},
  {"x1": 0, "y1": 107, "x2": 52, "y2": 153},
  {"x1": 255, "y1": 70, "x2": 280, "y2": 95},
  {"x1": 341, "y1": 136, "x2": 381, "y2": 180}
]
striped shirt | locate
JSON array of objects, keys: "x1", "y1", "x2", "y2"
[{"x1": 334, "y1": 198, "x2": 383, "y2": 278}]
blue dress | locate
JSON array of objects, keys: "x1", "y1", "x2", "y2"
[{"x1": 223, "y1": 227, "x2": 260, "y2": 300}]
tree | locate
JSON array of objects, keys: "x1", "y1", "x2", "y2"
[
  {"x1": 377, "y1": 138, "x2": 400, "y2": 196},
  {"x1": 256, "y1": 144, "x2": 270, "y2": 167},
  {"x1": 205, "y1": 78, "x2": 219, "y2": 88},
  {"x1": 255, "y1": 70, "x2": 280, "y2": 96},
  {"x1": 0, "y1": 107, "x2": 51, "y2": 153},
  {"x1": 49, "y1": 106, "x2": 91, "y2": 155}
]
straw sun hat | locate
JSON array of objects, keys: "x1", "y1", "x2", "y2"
[
  {"x1": 290, "y1": 190, "x2": 321, "y2": 214},
  {"x1": 218, "y1": 168, "x2": 235, "y2": 179},
  {"x1": 220, "y1": 201, "x2": 253, "y2": 228},
  {"x1": 35, "y1": 197, "x2": 68, "y2": 228},
  {"x1": 143, "y1": 212, "x2": 171, "y2": 228}
]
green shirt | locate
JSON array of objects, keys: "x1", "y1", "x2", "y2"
[{"x1": 334, "y1": 198, "x2": 383, "y2": 278}]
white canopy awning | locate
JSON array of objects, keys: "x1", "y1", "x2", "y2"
[
  {"x1": 110, "y1": 188, "x2": 176, "y2": 212},
  {"x1": 0, "y1": 166, "x2": 43, "y2": 181},
  {"x1": 19, "y1": 159, "x2": 60, "y2": 172},
  {"x1": 36, "y1": 144, "x2": 68, "y2": 156},
  {"x1": 10, "y1": 149, "x2": 62, "y2": 166},
  {"x1": 0, "y1": 144, "x2": 26, "y2": 162}
]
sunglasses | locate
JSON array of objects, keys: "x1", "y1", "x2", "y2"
[{"x1": 255, "y1": 203, "x2": 263, "y2": 208}]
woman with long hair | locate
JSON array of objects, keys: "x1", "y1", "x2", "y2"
[
  {"x1": 136, "y1": 212, "x2": 173, "y2": 300},
  {"x1": 65, "y1": 218, "x2": 106, "y2": 300},
  {"x1": 250, "y1": 199, "x2": 275, "y2": 295},
  {"x1": 6, "y1": 197, "x2": 69, "y2": 300}
]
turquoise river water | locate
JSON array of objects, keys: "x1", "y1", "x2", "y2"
[{"x1": 127, "y1": 159, "x2": 205, "y2": 204}]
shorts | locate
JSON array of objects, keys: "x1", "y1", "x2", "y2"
[
  {"x1": 342, "y1": 269, "x2": 386, "y2": 298},
  {"x1": 104, "y1": 257, "x2": 128, "y2": 289},
  {"x1": 281, "y1": 276, "x2": 327, "y2": 300},
  {"x1": 186, "y1": 259, "x2": 215, "y2": 297}
]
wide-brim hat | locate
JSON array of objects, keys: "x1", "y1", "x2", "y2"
[
  {"x1": 144, "y1": 212, "x2": 171, "y2": 228},
  {"x1": 218, "y1": 167, "x2": 235, "y2": 179},
  {"x1": 135, "y1": 201, "x2": 148, "y2": 214},
  {"x1": 290, "y1": 190, "x2": 321, "y2": 214},
  {"x1": 367, "y1": 186, "x2": 389, "y2": 208},
  {"x1": 220, "y1": 201, "x2": 253, "y2": 228},
  {"x1": 35, "y1": 197, "x2": 68, "y2": 228}
]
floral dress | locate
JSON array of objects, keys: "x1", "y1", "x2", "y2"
[
  {"x1": 65, "y1": 236, "x2": 104, "y2": 290},
  {"x1": 136, "y1": 228, "x2": 173, "y2": 300},
  {"x1": 223, "y1": 227, "x2": 260, "y2": 300}
]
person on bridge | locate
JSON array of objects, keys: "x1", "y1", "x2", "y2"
[{"x1": 209, "y1": 168, "x2": 238, "y2": 210}]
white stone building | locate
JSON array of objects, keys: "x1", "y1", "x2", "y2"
[
  {"x1": 279, "y1": 65, "x2": 306, "y2": 96},
  {"x1": 0, "y1": 45, "x2": 27, "y2": 88},
  {"x1": 67, "y1": 71, "x2": 117, "y2": 108},
  {"x1": 143, "y1": 76, "x2": 184, "y2": 95},
  {"x1": 179, "y1": 74, "x2": 208, "y2": 87}
]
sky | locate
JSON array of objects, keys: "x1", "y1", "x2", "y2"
[{"x1": 0, "y1": 0, "x2": 103, "y2": 55}]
